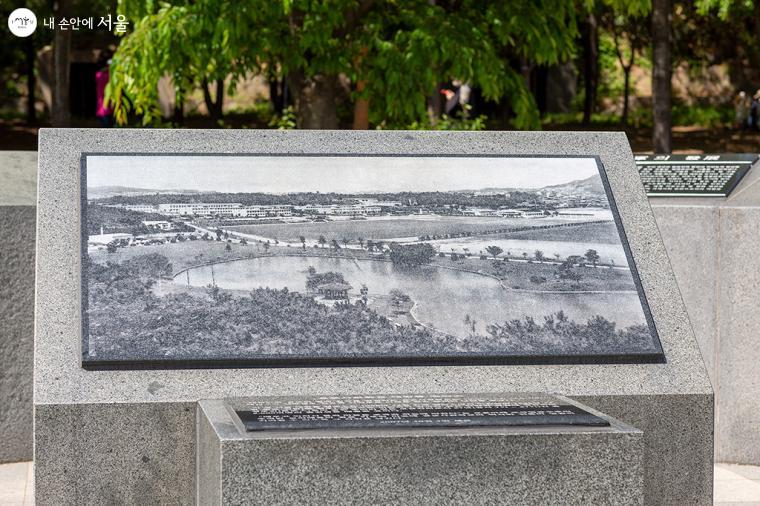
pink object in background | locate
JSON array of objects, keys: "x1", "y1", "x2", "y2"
[{"x1": 95, "y1": 69, "x2": 112, "y2": 117}]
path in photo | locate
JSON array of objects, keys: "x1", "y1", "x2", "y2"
[{"x1": 82, "y1": 155, "x2": 662, "y2": 363}]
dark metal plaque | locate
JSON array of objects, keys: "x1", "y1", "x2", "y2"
[
  {"x1": 636, "y1": 153, "x2": 757, "y2": 197},
  {"x1": 234, "y1": 394, "x2": 609, "y2": 431}
]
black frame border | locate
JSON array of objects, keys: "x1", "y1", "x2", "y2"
[{"x1": 79, "y1": 152, "x2": 666, "y2": 370}]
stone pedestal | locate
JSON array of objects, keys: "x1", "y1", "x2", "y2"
[
  {"x1": 33, "y1": 130, "x2": 713, "y2": 505},
  {"x1": 197, "y1": 397, "x2": 644, "y2": 505},
  {"x1": 0, "y1": 151, "x2": 37, "y2": 464},
  {"x1": 650, "y1": 164, "x2": 760, "y2": 464}
]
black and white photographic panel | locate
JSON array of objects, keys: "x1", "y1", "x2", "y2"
[{"x1": 81, "y1": 154, "x2": 664, "y2": 367}]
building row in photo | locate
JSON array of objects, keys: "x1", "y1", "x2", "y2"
[{"x1": 108, "y1": 201, "x2": 392, "y2": 218}]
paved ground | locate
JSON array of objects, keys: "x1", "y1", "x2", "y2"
[
  {"x1": 2, "y1": 461, "x2": 759, "y2": 504},
  {"x1": 0, "y1": 462, "x2": 33, "y2": 506},
  {"x1": 715, "y1": 463, "x2": 760, "y2": 505}
]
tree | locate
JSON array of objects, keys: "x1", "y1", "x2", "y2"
[
  {"x1": 580, "y1": 8, "x2": 600, "y2": 125},
  {"x1": 52, "y1": 0, "x2": 72, "y2": 126},
  {"x1": 388, "y1": 243, "x2": 436, "y2": 268},
  {"x1": 585, "y1": 249, "x2": 601, "y2": 267},
  {"x1": 108, "y1": 0, "x2": 244, "y2": 125},
  {"x1": 263, "y1": 242, "x2": 270, "y2": 253},
  {"x1": 485, "y1": 245, "x2": 503, "y2": 259},
  {"x1": 602, "y1": 1, "x2": 649, "y2": 124},
  {"x1": 652, "y1": 0, "x2": 672, "y2": 152},
  {"x1": 342, "y1": 238, "x2": 350, "y2": 248},
  {"x1": 357, "y1": 237, "x2": 365, "y2": 249},
  {"x1": 299, "y1": 235, "x2": 306, "y2": 250},
  {"x1": 110, "y1": 0, "x2": 579, "y2": 129},
  {"x1": 534, "y1": 250, "x2": 545, "y2": 263},
  {"x1": 318, "y1": 235, "x2": 327, "y2": 248},
  {"x1": 557, "y1": 256, "x2": 584, "y2": 287},
  {"x1": 225, "y1": 243, "x2": 232, "y2": 252}
]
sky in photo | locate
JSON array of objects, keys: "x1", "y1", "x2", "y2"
[{"x1": 86, "y1": 155, "x2": 601, "y2": 194}]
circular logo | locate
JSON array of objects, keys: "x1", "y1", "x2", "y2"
[{"x1": 8, "y1": 8, "x2": 37, "y2": 37}]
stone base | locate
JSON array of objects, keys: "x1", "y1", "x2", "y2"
[
  {"x1": 649, "y1": 164, "x2": 760, "y2": 464},
  {"x1": 0, "y1": 205, "x2": 35, "y2": 463},
  {"x1": 197, "y1": 397, "x2": 644, "y2": 505},
  {"x1": 0, "y1": 151, "x2": 37, "y2": 464},
  {"x1": 33, "y1": 129, "x2": 714, "y2": 505}
]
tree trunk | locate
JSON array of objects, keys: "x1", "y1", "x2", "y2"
[
  {"x1": 622, "y1": 68, "x2": 631, "y2": 125},
  {"x1": 202, "y1": 78, "x2": 224, "y2": 122},
  {"x1": 173, "y1": 97, "x2": 184, "y2": 126},
  {"x1": 427, "y1": 84, "x2": 443, "y2": 125},
  {"x1": 652, "y1": 0, "x2": 672, "y2": 153},
  {"x1": 287, "y1": 72, "x2": 339, "y2": 129},
  {"x1": 612, "y1": 27, "x2": 635, "y2": 126},
  {"x1": 581, "y1": 13, "x2": 599, "y2": 125},
  {"x1": 352, "y1": 78, "x2": 369, "y2": 129},
  {"x1": 25, "y1": 34, "x2": 36, "y2": 125},
  {"x1": 269, "y1": 78, "x2": 283, "y2": 115},
  {"x1": 52, "y1": 0, "x2": 71, "y2": 127}
]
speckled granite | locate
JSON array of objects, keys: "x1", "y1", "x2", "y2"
[
  {"x1": 0, "y1": 151, "x2": 37, "y2": 206},
  {"x1": 34, "y1": 402, "x2": 196, "y2": 506},
  {"x1": 197, "y1": 397, "x2": 644, "y2": 505},
  {"x1": 650, "y1": 165, "x2": 760, "y2": 465},
  {"x1": 34, "y1": 129, "x2": 713, "y2": 505},
  {"x1": 0, "y1": 151, "x2": 37, "y2": 464}
]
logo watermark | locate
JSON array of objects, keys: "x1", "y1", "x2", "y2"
[{"x1": 8, "y1": 8, "x2": 37, "y2": 37}]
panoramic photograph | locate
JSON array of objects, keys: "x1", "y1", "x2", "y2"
[{"x1": 81, "y1": 155, "x2": 662, "y2": 364}]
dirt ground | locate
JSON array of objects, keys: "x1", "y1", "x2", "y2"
[{"x1": 2, "y1": 117, "x2": 759, "y2": 153}]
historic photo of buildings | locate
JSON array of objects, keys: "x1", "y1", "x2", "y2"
[{"x1": 82, "y1": 155, "x2": 662, "y2": 364}]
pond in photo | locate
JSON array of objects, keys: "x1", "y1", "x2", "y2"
[{"x1": 168, "y1": 255, "x2": 644, "y2": 338}]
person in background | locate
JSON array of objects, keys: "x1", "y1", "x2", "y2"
[
  {"x1": 734, "y1": 91, "x2": 749, "y2": 130},
  {"x1": 440, "y1": 80, "x2": 472, "y2": 117},
  {"x1": 95, "y1": 51, "x2": 114, "y2": 127}
]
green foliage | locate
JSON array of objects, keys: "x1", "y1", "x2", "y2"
[
  {"x1": 672, "y1": 102, "x2": 734, "y2": 128},
  {"x1": 109, "y1": 0, "x2": 580, "y2": 128},
  {"x1": 398, "y1": 107, "x2": 488, "y2": 131},
  {"x1": 544, "y1": 102, "x2": 734, "y2": 128},
  {"x1": 694, "y1": 0, "x2": 754, "y2": 19},
  {"x1": 268, "y1": 106, "x2": 297, "y2": 130}
]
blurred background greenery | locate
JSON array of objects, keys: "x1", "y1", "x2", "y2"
[{"x1": 1, "y1": 0, "x2": 759, "y2": 153}]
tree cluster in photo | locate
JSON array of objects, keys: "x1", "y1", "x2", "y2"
[{"x1": 86, "y1": 252, "x2": 654, "y2": 360}]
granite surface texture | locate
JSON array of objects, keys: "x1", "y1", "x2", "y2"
[
  {"x1": 0, "y1": 206, "x2": 35, "y2": 463},
  {"x1": 576, "y1": 393, "x2": 714, "y2": 504},
  {"x1": 0, "y1": 151, "x2": 37, "y2": 464},
  {"x1": 34, "y1": 402, "x2": 196, "y2": 506},
  {"x1": 197, "y1": 398, "x2": 644, "y2": 505},
  {"x1": 0, "y1": 151, "x2": 37, "y2": 205},
  {"x1": 650, "y1": 167, "x2": 760, "y2": 464},
  {"x1": 34, "y1": 129, "x2": 713, "y2": 505}
]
